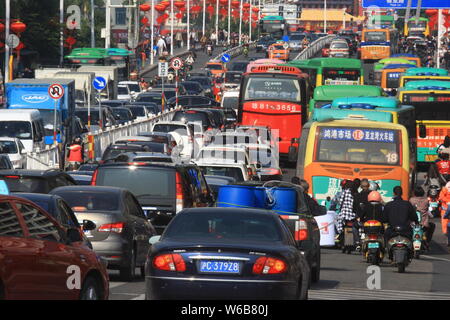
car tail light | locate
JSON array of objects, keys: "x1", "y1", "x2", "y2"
[
  {"x1": 368, "y1": 234, "x2": 378, "y2": 241},
  {"x1": 98, "y1": 222, "x2": 125, "y2": 233},
  {"x1": 265, "y1": 168, "x2": 282, "y2": 176},
  {"x1": 295, "y1": 219, "x2": 308, "y2": 241},
  {"x1": 247, "y1": 167, "x2": 253, "y2": 177},
  {"x1": 91, "y1": 169, "x2": 98, "y2": 185},
  {"x1": 5, "y1": 175, "x2": 20, "y2": 179},
  {"x1": 252, "y1": 257, "x2": 287, "y2": 274},
  {"x1": 176, "y1": 172, "x2": 184, "y2": 213},
  {"x1": 153, "y1": 253, "x2": 186, "y2": 272}
]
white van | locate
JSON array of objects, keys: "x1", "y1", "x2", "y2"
[{"x1": 0, "y1": 109, "x2": 46, "y2": 153}]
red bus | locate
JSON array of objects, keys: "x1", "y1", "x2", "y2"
[{"x1": 238, "y1": 65, "x2": 309, "y2": 161}]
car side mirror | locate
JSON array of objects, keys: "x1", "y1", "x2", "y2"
[
  {"x1": 67, "y1": 228, "x2": 82, "y2": 243},
  {"x1": 83, "y1": 219, "x2": 96, "y2": 231},
  {"x1": 419, "y1": 124, "x2": 427, "y2": 138},
  {"x1": 149, "y1": 235, "x2": 161, "y2": 245}
]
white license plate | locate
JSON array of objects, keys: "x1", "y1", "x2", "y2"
[{"x1": 413, "y1": 242, "x2": 421, "y2": 250}]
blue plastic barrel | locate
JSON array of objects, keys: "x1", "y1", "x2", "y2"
[
  {"x1": 253, "y1": 187, "x2": 268, "y2": 208},
  {"x1": 269, "y1": 187, "x2": 297, "y2": 214},
  {"x1": 217, "y1": 185, "x2": 257, "y2": 208}
]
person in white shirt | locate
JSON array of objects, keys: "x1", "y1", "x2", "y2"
[{"x1": 157, "y1": 37, "x2": 167, "y2": 56}]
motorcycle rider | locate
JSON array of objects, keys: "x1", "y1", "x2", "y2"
[
  {"x1": 384, "y1": 186, "x2": 419, "y2": 243},
  {"x1": 410, "y1": 186, "x2": 435, "y2": 246},
  {"x1": 358, "y1": 191, "x2": 386, "y2": 224},
  {"x1": 67, "y1": 136, "x2": 84, "y2": 170},
  {"x1": 436, "y1": 152, "x2": 450, "y2": 182},
  {"x1": 336, "y1": 180, "x2": 358, "y2": 237},
  {"x1": 438, "y1": 181, "x2": 450, "y2": 248}
]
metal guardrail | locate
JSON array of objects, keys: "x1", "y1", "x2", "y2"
[
  {"x1": 25, "y1": 107, "x2": 179, "y2": 170},
  {"x1": 294, "y1": 35, "x2": 336, "y2": 61},
  {"x1": 212, "y1": 42, "x2": 256, "y2": 61}
]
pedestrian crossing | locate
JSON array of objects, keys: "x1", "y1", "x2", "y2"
[{"x1": 309, "y1": 287, "x2": 450, "y2": 300}]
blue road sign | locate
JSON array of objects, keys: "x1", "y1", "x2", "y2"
[
  {"x1": 221, "y1": 54, "x2": 231, "y2": 63},
  {"x1": 282, "y1": 35, "x2": 290, "y2": 42},
  {"x1": 93, "y1": 76, "x2": 107, "y2": 91},
  {"x1": 363, "y1": 0, "x2": 450, "y2": 8}
]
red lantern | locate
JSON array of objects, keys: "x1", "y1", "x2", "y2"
[
  {"x1": 174, "y1": 1, "x2": 185, "y2": 9},
  {"x1": 232, "y1": 10, "x2": 240, "y2": 18},
  {"x1": 251, "y1": 22, "x2": 257, "y2": 28},
  {"x1": 140, "y1": 3, "x2": 151, "y2": 11},
  {"x1": 191, "y1": 5, "x2": 202, "y2": 13},
  {"x1": 220, "y1": 8, "x2": 228, "y2": 16},
  {"x1": 243, "y1": 3, "x2": 250, "y2": 9},
  {"x1": 160, "y1": 1, "x2": 170, "y2": 8},
  {"x1": 141, "y1": 16, "x2": 149, "y2": 25},
  {"x1": 425, "y1": 9, "x2": 438, "y2": 17},
  {"x1": 231, "y1": 0, "x2": 240, "y2": 8},
  {"x1": 0, "y1": 23, "x2": 4, "y2": 34},
  {"x1": 252, "y1": 7, "x2": 259, "y2": 13},
  {"x1": 180, "y1": 7, "x2": 186, "y2": 12},
  {"x1": 11, "y1": 20, "x2": 26, "y2": 34},
  {"x1": 220, "y1": 0, "x2": 228, "y2": 5},
  {"x1": 251, "y1": 13, "x2": 258, "y2": 21},
  {"x1": 207, "y1": 5, "x2": 214, "y2": 15},
  {"x1": 155, "y1": 4, "x2": 166, "y2": 12},
  {"x1": 176, "y1": 12, "x2": 183, "y2": 19}
]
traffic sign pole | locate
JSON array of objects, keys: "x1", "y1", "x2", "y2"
[
  {"x1": 176, "y1": 69, "x2": 179, "y2": 107},
  {"x1": 48, "y1": 84, "x2": 65, "y2": 145}
]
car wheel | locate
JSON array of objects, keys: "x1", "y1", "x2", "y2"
[
  {"x1": 311, "y1": 253, "x2": 321, "y2": 283},
  {"x1": 120, "y1": 247, "x2": 136, "y2": 282},
  {"x1": 297, "y1": 279, "x2": 308, "y2": 300},
  {"x1": 79, "y1": 277, "x2": 101, "y2": 300}
]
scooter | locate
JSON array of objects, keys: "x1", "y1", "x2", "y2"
[
  {"x1": 342, "y1": 220, "x2": 356, "y2": 254},
  {"x1": 412, "y1": 211, "x2": 426, "y2": 259},
  {"x1": 207, "y1": 44, "x2": 213, "y2": 56},
  {"x1": 428, "y1": 185, "x2": 441, "y2": 218},
  {"x1": 362, "y1": 220, "x2": 385, "y2": 265},
  {"x1": 387, "y1": 226, "x2": 413, "y2": 273}
]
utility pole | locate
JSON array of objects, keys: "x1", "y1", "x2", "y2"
[
  {"x1": 324, "y1": 0, "x2": 327, "y2": 33},
  {"x1": 239, "y1": 0, "x2": 243, "y2": 45},
  {"x1": 228, "y1": 0, "x2": 231, "y2": 45},
  {"x1": 60, "y1": 0, "x2": 64, "y2": 65},
  {"x1": 404, "y1": 0, "x2": 412, "y2": 36},
  {"x1": 202, "y1": 0, "x2": 206, "y2": 36},
  {"x1": 151, "y1": 0, "x2": 155, "y2": 64},
  {"x1": 187, "y1": 0, "x2": 190, "y2": 50},
  {"x1": 4, "y1": 0, "x2": 10, "y2": 83},
  {"x1": 106, "y1": 0, "x2": 111, "y2": 48},
  {"x1": 171, "y1": 0, "x2": 174, "y2": 55},
  {"x1": 215, "y1": 0, "x2": 219, "y2": 46}
]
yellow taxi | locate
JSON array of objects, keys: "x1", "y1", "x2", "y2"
[{"x1": 268, "y1": 42, "x2": 290, "y2": 61}]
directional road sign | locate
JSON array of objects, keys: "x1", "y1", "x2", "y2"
[
  {"x1": 48, "y1": 84, "x2": 65, "y2": 100},
  {"x1": 170, "y1": 57, "x2": 184, "y2": 70},
  {"x1": 362, "y1": 0, "x2": 450, "y2": 8},
  {"x1": 221, "y1": 54, "x2": 231, "y2": 63},
  {"x1": 282, "y1": 35, "x2": 290, "y2": 42},
  {"x1": 158, "y1": 62, "x2": 169, "y2": 77},
  {"x1": 93, "y1": 76, "x2": 107, "y2": 91}
]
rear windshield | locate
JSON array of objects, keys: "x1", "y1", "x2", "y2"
[
  {"x1": 0, "y1": 141, "x2": 18, "y2": 154},
  {"x1": 222, "y1": 96, "x2": 239, "y2": 109},
  {"x1": 173, "y1": 111, "x2": 211, "y2": 128},
  {"x1": 199, "y1": 166, "x2": 244, "y2": 181},
  {"x1": 225, "y1": 73, "x2": 242, "y2": 84},
  {"x1": 290, "y1": 34, "x2": 306, "y2": 40},
  {"x1": 331, "y1": 42, "x2": 348, "y2": 49},
  {"x1": 164, "y1": 211, "x2": 282, "y2": 241},
  {"x1": 55, "y1": 191, "x2": 120, "y2": 211},
  {"x1": 189, "y1": 78, "x2": 211, "y2": 87},
  {"x1": 102, "y1": 146, "x2": 141, "y2": 160},
  {"x1": 136, "y1": 94, "x2": 162, "y2": 105},
  {"x1": 118, "y1": 86, "x2": 129, "y2": 95},
  {"x1": 95, "y1": 167, "x2": 175, "y2": 198},
  {"x1": 129, "y1": 106, "x2": 146, "y2": 117},
  {"x1": 153, "y1": 124, "x2": 189, "y2": 136},
  {"x1": 182, "y1": 82, "x2": 202, "y2": 91},
  {"x1": 229, "y1": 62, "x2": 248, "y2": 72},
  {"x1": 2, "y1": 177, "x2": 48, "y2": 193},
  {"x1": 112, "y1": 109, "x2": 132, "y2": 120},
  {"x1": 75, "y1": 110, "x2": 100, "y2": 125}
]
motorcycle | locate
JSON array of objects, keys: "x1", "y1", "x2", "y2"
[
  {"x1": 362, "y1": 220, "x2": 385, "y2": 265},
  {"x1": 207, "y1": 44, "x2": 213, "y2": 56},
  {"x1": 341, "y1": 220, "x2": 356, "y2": 254},
  {"x1": 387, "y1": 226, "x2": 413, "y2": 273},
  {"x1": 412, "y1": 211, "x2": 426, "y2": 259}
]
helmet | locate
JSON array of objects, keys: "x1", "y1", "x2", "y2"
[
  {"x1": 369, "y1": 181, "x2": 380, "y2": 191},
  {"x1": 368, "y1": 191, "x2": 382, "y2": 202}
]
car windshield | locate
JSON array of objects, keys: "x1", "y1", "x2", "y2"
[
  {"x1": 244, "y1": 77, "x2": 301, "y2": 101},
  {"x1": 2, "y1": 177, "x2": 49, "y2": 193},
  {"x1": 75, "y1": 110, "x2": 100, "y2": 125},
  {"x1": 173, "y1": 111, "x2": 210, "y2": 128},
  {"x1": 206, "y1": 64, "x2": 223, "y2": 70},
  {"x1": 365, "y1": 31, "x2": 387, "y2": 42},
  {"x1": 129, "y1": 106, "x2": 146, "y2": 117},
  {"x1": 0, "y1": 121, "x2": 32, "y2": 140},
  {"x1": 182, "y1": 82, "x2": 202, "y2": 91},
  {"x1": 199, "y1": 166, "x2": 244, "y2": 181},
  {"x1": 222, "y1": 96, "x2": 239, "y2": 109},
  {"x1": 164, "y1": 211, "x2": 282, "y2": 241},
  {"x1": 136, "y1": 94, "x2": 162, "y2": 105},
  {"x1": 197, "y1": 150, "x2": 247, "y2": 163},
  {"x1": 128, "y1": 84, "x2": 141, "y2": 92},
  {"x1": 331, "y1": 42, "x2": 348, "y2": 49},
  {"x1": 118, "y1": 86, "x2": 129, "y2": 95},
  {"x1": 55, "y1": 191, "x2": 120, "y2": 211},
  {"x1": 229, "y1": 62, "x2": 248, "y2": 72},
  {"x1": 189, "y1": 78, "x2": 210, "y2": 87},
  {"x1": 153, "y1": 124, "x2": 189, "y2": 136},
  {"x1": 0, "y1": 141, "x2": 18, "y2": 154},
  {"x1": 316, "y1": 127, "x2": 401, "y2": 166},
  {"x1": 113, "y1": 109, "x2": 132, "y2": 120},
  {"x1": 95, "y1": 167, "x2": 175, "y2": 198},
  {"x1": 225, "y1": 73, "x2": 241, "y2": 84}
]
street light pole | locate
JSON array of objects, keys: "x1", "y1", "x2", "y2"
[
  {"x1": 91, "y1": 0, "x2": 95, "y2": 47},
  {"x1": 171, "y1": 0, "x2": 174, "y2": 55},
  {"x1": 202, "y1": 0, "x2": 206, "y2": 36},
  {"x1": 60, "y1": 0, "x2": 64, "y2": 66},
  {"x1": 151, "y1": 0, "x2": 155, "y2": 64},
  {"x1": 249, "y1": 0, "x2": 252, "y2": 42},
  {"x1": 324, "y1": 0, "x2": 327, "y2": 33},
  {"x1": 106, "y1": 0, "x2": 111, "y2": 48},
  {"x1": 227, "y1": 0, "x2": 231, "y2": 45},
  {"x1": 215, "y1": 0, "x2": 219, "y2": 46},
  {"x1": 187, "y1": 0, "x2": 190, "y2": 50},
  {"x1": 239, "y1": 0, "x2": 243, "y2": 45},
  {"x1": 4, "y1": 0, "x2": 10, "y2": 83}
]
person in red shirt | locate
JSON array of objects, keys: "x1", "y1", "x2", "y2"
[
  {"x1": 67, "y1": 137, "x2": 84, "y2": 170},
  {"x1": 436, "y1": 153, "x2": 450, "y2": 182}
]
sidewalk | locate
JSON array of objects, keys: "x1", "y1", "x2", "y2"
[{"x1": 139, "y1": 45, "x2": 196, "y2": 77}]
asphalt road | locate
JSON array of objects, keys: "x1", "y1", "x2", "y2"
[{"x1": 108, "y1": 47, "x2": 450, "y2": 300}]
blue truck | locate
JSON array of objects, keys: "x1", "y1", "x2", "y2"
[{"x1": 5, "y1": 79, "x2": 78, "y2": 145}]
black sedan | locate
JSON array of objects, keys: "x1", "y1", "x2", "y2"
[{"x1": 145, "y1": 207, "x2": 310, "y2": 300}]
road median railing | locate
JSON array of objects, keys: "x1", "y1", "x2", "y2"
[
  {"x1": 294, "y1": 35, "x2": 336, "y2": 61},
  {"x1": 212, "y1": 42, "x2": 256, "y2": 61},
  {"x1": 25, "y1": 107, "x2": 179, "y2": 170}
]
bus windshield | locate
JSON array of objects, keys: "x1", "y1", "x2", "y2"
[
  {"x1": 315, "y1": 127, "x2": 400, "y2": 166},
  {"x1": 323, "y1": 69, "x2": 360, "y2": 85},
  {"x1": 365, "y1": 31, "x2": 387, "y2": 42},
  {"x1": 244, "y1": 77, "x2": 301, "y2": 101}
]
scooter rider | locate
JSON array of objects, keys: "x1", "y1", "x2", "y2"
[
  {"x1": 410, "y1": 186, "x2": 435, "y2": 246},
  {"x1": 358, "y1": 191, "x2": 386, "y2": 224},
  {"x1": 384, "y1": 186, "x2": 419, "y2": 242}
]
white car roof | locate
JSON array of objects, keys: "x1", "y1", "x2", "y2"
[
  {"x1": 114, "y1": 136, "x2": 154, "y2": 143},
  {"x1": 0, "y1": 137, "x2": 19, "y2": 142},
  {"x1": 222, "y1": 90, "x2": 240, "y2": 98},
  {"x1": 195, "y1": 160, "x2": 247, "y2": 168}
]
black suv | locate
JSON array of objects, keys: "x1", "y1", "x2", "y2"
[
  {"x1": 167, "y1": 95, "x2": 219, "y2": 109},
  {"x1": 101, "y1": 143, "x2": 167, "y2": 163},
  {"x1": 0, "y1": 169, "x2": 77, "y2": 193},
  {"x1": 92, "y1": 162, "x2": 214, "y2": 233}
]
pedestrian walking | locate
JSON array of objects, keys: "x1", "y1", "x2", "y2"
[
  {"x1": 157, "y1": 37, "x2": 167, "y2": 56},
  {"x1": 176, "y1": 31, "x2": 183, "y2": 48},
  {"x1": 166, "y1": 35, "x2": 172, "y2": 54}
]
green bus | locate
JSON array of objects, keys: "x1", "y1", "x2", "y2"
[
  {"x1": 308, "y1": 85, "x2": 382, "y2": 115},
  {"x1": 65, "y1": 48, "x2": 112, "y2": 66},
  {"x1": 368, "y1": 15, "x2": 395, "y2": 29},
  {"x1": 107, "y1": 48, "x2": 136, "y2": 81},
  {"x1": 399, "y1": 68, "x2": 450, "y2": 87},
  {"x1": 407, "y1": 17, "x2": 430, "y2": 37},
  {"x1": 373, "y1": 57, "x2": 416, "y2": 86},
  {"x1": 285, "y1": 58, "x2": 364, "y2": 88},
  {"x1": 259, "y1": 16, "x2": 287, "y2": 40}
]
